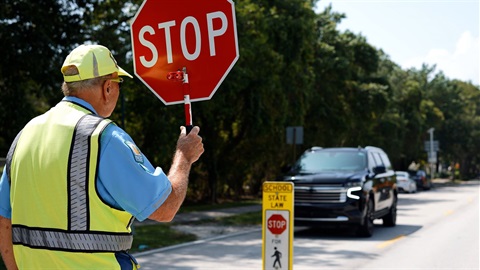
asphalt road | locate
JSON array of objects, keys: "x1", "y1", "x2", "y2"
[{"x1": 134, "y1": 180, "x2": 479, "y2": 269}]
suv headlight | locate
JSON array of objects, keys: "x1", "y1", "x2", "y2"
[{"x1": 346, "y1": 182, "x2": 363, "y2": 200}]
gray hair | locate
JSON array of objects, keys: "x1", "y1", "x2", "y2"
[{"x1": 61, "y1": 65, "x2": 112, "y2": 96}]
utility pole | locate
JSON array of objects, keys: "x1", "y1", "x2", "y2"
[{"x1": 427, "y1": 128, "x2": 435, "y2": 181}]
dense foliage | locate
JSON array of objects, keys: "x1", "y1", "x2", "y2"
[{"x1": 1, "y1": 0, "x2": 478, "y2": 202}]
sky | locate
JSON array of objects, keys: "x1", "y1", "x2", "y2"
[{"x1": 315, "y1": 0, "x2": 479, "y2": 85}]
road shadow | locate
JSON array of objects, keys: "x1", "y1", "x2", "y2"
[
  {"x1": 294, "y1": 223, "x2": 422, "y2": 242},
  {"x1": 397, "y1": 195, "x2": 453, "y2": 206},
  {"x1": 398, "y1": 179, "x2": 479, "y2": 206}
]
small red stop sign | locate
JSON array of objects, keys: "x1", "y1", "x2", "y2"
[{"x1": 267, "y1": 214, "x2": 287, "y2": 235}]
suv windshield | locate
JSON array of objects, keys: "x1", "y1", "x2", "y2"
[{"x1": 294, "y1": 150, "x2": 367, "y2": 173}]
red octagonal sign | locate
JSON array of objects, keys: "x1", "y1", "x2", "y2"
[
  {"x1": 131, "y1": 0, "x2": 239, "y2": 105},
  {"x1": 267, "y1": 214, "x2": 287, "y2": 235}
]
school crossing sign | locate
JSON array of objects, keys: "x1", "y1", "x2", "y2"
[{"x1": 262, "y1": 182, "x2": 294, "y2": 270}]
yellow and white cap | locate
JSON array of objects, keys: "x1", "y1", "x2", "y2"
[{"x1": 61, "y1": 44, "x2": 133, "y2": 82}]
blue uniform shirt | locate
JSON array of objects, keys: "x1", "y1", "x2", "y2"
[{"x1": 0, "y1": 96, "x2": 172, "y2": 222}]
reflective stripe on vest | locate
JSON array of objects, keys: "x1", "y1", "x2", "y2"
[
  {"x1": 12, "y1": 114, "x2": 133, "y2": 252},
  {"x1": 69, "y1": 115, "x2": 103, "y2": 231},
  {"x1": 12, "y1": 226, "x2": 133, "y2": 252},
  {"x1": 6, "y1": 130, "x2": 22, "y2": 184}
]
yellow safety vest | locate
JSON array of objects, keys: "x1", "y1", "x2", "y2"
[{"x1": 8, "y1": 101, "x2": 135, "y2": 269}]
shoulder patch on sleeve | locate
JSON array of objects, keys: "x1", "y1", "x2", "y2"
[{"x1": 125, "y1": 141, "x2": 144, "y2": 164}]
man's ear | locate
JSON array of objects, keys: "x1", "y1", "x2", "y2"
[{"x1": 102, "y1": 80, "x2": 112, "y2": 102}]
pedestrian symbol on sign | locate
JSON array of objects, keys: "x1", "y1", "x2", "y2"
[{"x1": 271, "y1": 247, "x2": 282, "y2": 269}]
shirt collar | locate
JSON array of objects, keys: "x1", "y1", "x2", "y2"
[{"x1": 62, "y1": 96, "x2": 99, "y2": 115}]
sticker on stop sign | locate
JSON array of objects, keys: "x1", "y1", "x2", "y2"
[{"x1": 131, "y1": 0, "x2": 239, "y2": 105}]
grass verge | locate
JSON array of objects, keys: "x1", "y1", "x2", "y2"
[
  {"x1": 192, "y1": 210, "x2": 262, "y2": 226},
  {"x1": 179, "y1": 200, "x2": 261, "y2": 213},
  {"x1": 131, "y1": 223, "x2": 197, "y2": 253},
  {"x1": 131, "y1": 210, "x2": 262, "y2": 253}
]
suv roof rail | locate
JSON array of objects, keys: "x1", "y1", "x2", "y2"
[
  {"x1": 309, "y1": 146, "x2": 323, "y2": 151},
  {"x1": 365, "y1": 146, "x2": 384, "y2": 152}
]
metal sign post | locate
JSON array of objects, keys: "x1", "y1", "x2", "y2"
[
  {"x1": 427, "y1": 128, "x2": 436, "y2": 180},
  {"x1": 286, "y1": 126, "x2": 303, "y2": 163}
]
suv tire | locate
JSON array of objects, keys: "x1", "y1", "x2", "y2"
[
  {"x1": 357, "y1": 199, "x2": 374, "y2": 237},
  {"x1": 382, "y1": 196, "x2": 397, "y2": 227},
  {"x1": 424, "y1": 180, "x2": 432, "y2": 190}
]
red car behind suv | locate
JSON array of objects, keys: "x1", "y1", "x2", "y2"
[{"x1": 408, "y1": 170, "x2": 432, "y2": 190}]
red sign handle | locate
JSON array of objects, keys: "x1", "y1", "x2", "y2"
[{"x1": 167, "y1": 68, "x2": 193, "y2": 134}]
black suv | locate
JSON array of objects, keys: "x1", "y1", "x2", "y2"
[{"x1": 280, "y1": 146, "x2": 398, "y2": 237}]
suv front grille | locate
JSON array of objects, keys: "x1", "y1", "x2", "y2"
[{"x1": 294, "y1": 183, "x2": 347, "y2": 203}]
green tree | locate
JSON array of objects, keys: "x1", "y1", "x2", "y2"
[
  {"x1": 306, "y1": 6, "x2": 390, "y2": 150},
  {"x1": 1, "y1": 0, "x2": 478, "y2": 205},
  {"x1": 190, "y1": 0, "x2": 319, "y2": 201},
  {"x1": 0, "y1": 0, "x2": 91, "y2": 154},
  {"x1": 429, "y1": 77, "x2": 480, "y2": 178}
]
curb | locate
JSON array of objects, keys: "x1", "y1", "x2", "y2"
[{"x1": 133, "y1": 227, "x2": 262, "y2": 257}]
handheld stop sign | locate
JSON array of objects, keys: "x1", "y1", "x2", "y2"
[{"x1": 130, "y1": 0, "x2": 239, "y2": 131}]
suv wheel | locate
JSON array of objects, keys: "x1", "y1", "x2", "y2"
[
  {"x1": 382, "y1": 196, "x2": 397, "y2": 227},
  {"x1": 424, "y1": 180, "x2": 432, "y2": 190},
  {"x1": 357, "y1": 199, "x2": 374, "y2": 237}
]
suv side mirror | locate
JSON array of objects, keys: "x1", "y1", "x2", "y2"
[
  {"x1": 372, "y1": 165, "x2": 386, "y2": 175},
  {"x1": 281, "y1": 165, "x2": 293, "y2": 174}
]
